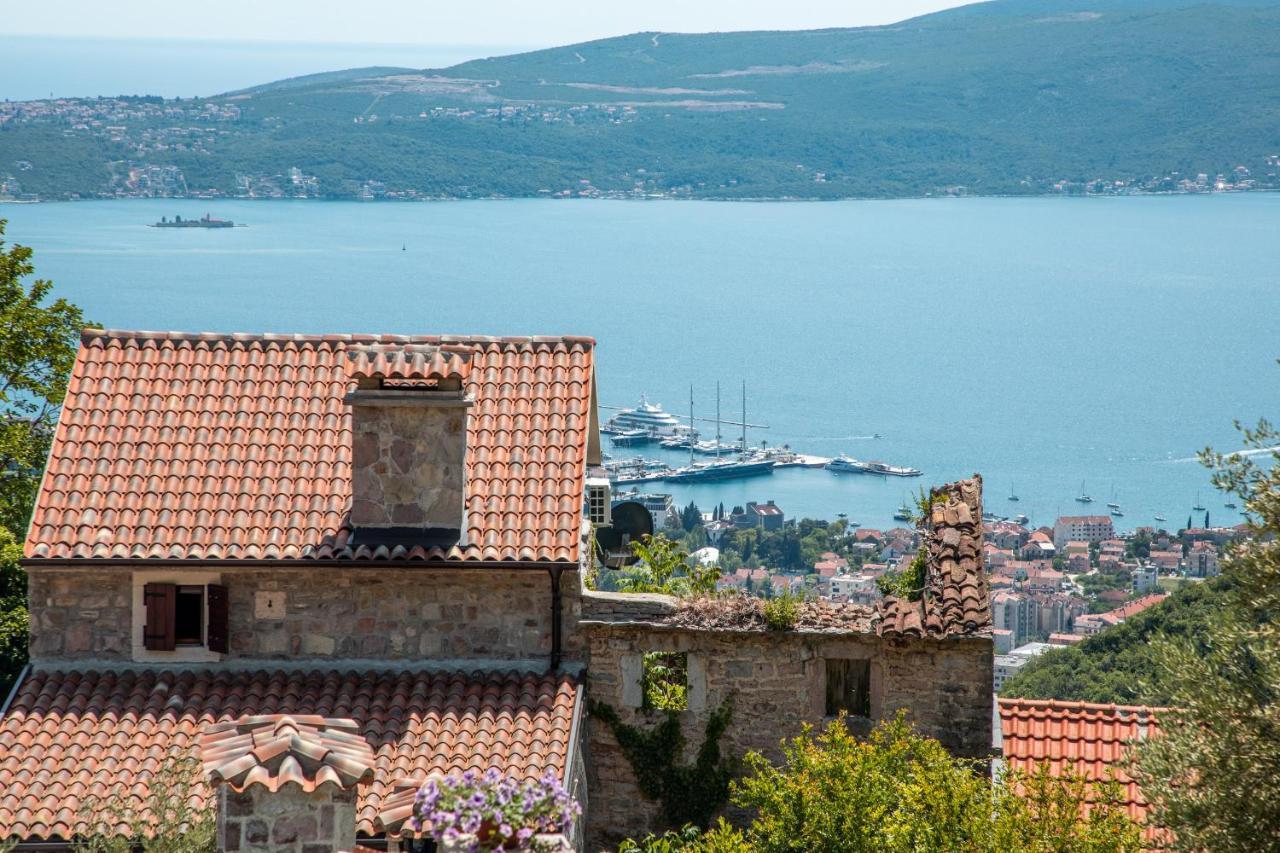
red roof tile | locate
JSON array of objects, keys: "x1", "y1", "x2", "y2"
[
  {"x1": 998, "y1": 697, "x2": 1164, "y2": 838},
  {"x1": 201, "y1": 714, "x2": 376, "y2": 793},
  {"x1": 0, "y1": 667, "x2": 580, "y2": 841},
  {"x1": 877, "y1": 475, "x2": 991, "y2": 638},
  {"x1": 24, "y1": 330, "x2": 596, "y2": 564},
  {"x1": 345, "y1": 343, "x2": 473, "y2": 383}
]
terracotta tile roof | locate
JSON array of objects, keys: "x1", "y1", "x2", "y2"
[
  {"x1": 998, "y1": 697, "x2": 1165, "y2": 840},
  {"x1": 345, "y1": 343, "x2": 473, "y2": 383},
  {"x1": 25, "y1": 330, "x2": 595, "y2": 564},
  {"x1": 200, "y1": 714, "x2": 376, "y2": 793},
  {"x1": 0, "y1": 667, "x2": 579, "y2": 841},
  {"x1": 877, "y1": 475, "x2": 991, "y2": 638}
]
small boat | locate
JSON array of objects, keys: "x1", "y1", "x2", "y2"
[
  {"x1": 1012, "y1": 514, "x2": 1029, "y2": 525},
  {"x1": 1075, "y1": 480, "x2": 1094, "y2": 503},
  {"x1": 610, "y1": 428, "x2": 655, "y2": 447},
  {"x1": 893, "y1": 503, "x2": 913, "y2": 522},
  {"x1": 1008, "y1": 484, "x2": 1019, "y2": 502},
  {"x1": 1110, "y1": 508, "x2": 1124, "y2": 517},
  {"x1": 1154, "y1": 513, "x2": 1167, "y2": 522},
  {"x1": 1224, "y1": 501, "x2": 1238, "y2": 509},
  {"x1": 1192, "y1": 491, "x2": 1206, "y2": 511}
]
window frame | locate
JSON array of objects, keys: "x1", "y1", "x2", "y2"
[{"x1": 132, "y1": 571, "x2": 227, "y2": 662}]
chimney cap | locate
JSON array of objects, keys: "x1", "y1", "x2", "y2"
[{"x1": 346, "y1": 342, "x2": 473, "y2": 383}]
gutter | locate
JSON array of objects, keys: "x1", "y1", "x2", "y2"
[
  {"x1": 548, "y1": 566, "x2": 564, "y2": 670},
  {"x1": 1, "y1": 663, "x2": 31, "y2": 716},
  {"x1": 562, "y1": 680, "x2": 586, "y2": 788}
]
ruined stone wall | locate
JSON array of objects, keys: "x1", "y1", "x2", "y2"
[
  {"x1": 27, "y1": 566, "x2": 584, "y2": 664},
  {"x1": 580, "y1": 596, "x2": 992, "y2": 847}
]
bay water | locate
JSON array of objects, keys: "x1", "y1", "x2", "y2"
[{"x1": 3, "y1": 195, "x2": 1277, "y2": 529}]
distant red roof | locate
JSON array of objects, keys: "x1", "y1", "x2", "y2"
[
  {"x1": 0, "y1": 667, "x2": 579, "y2": 841},
  {"x1": 25, "y1": 330, "x2": 595, "y2": 564},
  {"x1": 999, "y1": 697, "x2": 1165, "y2": 841}
]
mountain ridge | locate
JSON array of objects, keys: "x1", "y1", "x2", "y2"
[{"x1": 4, "y1": 0, "x2": 1280, "y2": 201}]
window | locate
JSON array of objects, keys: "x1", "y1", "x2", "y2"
[
  {"x1": 641, "y1": 651, "x2": 688, "y2": 711},
  {"x1": 174, "y1": 586, "x2": 204, "y2": 645},
  {"x1": 143, "y1": 582, "x2": 228, "y2": 653},
  {"x1": 586, "y1": 477, "x2": 611, "y2": 526},
  {"x1": 825, "y1": 658, "x2": 871, "y2": 718}
]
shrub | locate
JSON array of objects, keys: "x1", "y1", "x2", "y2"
[
  {"x1": 629, "y1": 713, "x2": 1144, "y2": 853},
  {"x1": 760, "y1": 590, "x2": 801, "y2": 631},
  {"x1": 74, "y1": 754, "x2": 215, "y2": 853},
  {"x1": 642, "y1": 651, "x2": 689, "y2": 710},
  {"x1": 617, "y1": 535, "x2": 720, "y2": 596},
  {"x1": 410, "y1": 767, "x2": 580, "y2": 851}
]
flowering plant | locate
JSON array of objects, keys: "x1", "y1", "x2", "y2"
[{"x1": 411, "y1": 767, "x2": 581, "y2": 852}]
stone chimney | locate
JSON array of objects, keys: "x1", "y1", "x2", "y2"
[{"x1": 344, "y1": 343, "x2": 473, "y2": 541}]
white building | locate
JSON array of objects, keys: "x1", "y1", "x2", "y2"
[
  {"x1": 1131, "y1": 565, "x2": 1160, "y2": 594},
  {"x1": 1053, "y1": 515, "x2": 1116, "y2": 550}
]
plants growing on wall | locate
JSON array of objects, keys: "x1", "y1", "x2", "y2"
[
  {"x1": 410, "y1": 768, "x2": 581, "y2": 852},
  {"x1": 589, "y1": 698, "x2": 735, "y2": 830}
]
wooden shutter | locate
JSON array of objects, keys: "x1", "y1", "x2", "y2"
[
  {"x1": 143, "y1": 583, "x2": 176, "y2": 651},
  {"x1": 206, "y1": 584, "x2": 229, "y2": 654}
]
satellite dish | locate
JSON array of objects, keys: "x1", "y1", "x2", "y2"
[{"x1": 594, "y1": 501, "x2": 654, "y2": 568}]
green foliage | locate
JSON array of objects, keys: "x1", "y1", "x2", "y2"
[
  {"x1": 0, "y1": 527, "x2": 27, "y2": 699},
  {"x1": 1000, "y1": 577, "x2": 1225, "y2": 704},
  {"x1": 74, "y1": 753, "x2": 215, "y2": 853},
  {"x1": 722, "y1": 713, "x2": 1140, "y2": 853},
  {"x1": 589, "y1": 698, "x2": 735, "y2": 831},
  {"x1": 679, "y1": 502, "x2": 703, "y2": 532},
  {"x1": 761, "y1": 589, "x2": 802, "y2": 631},
  {"x1": 618, "y1": 819, "x2": 748, "y2": 853},
  {"x1": 1129, "y1": 416, "x2": 1280, "y2": 851},
  {"x1": 876, "y1": 549, "x2": 927, "y2": 601},
  {"x1": 0, "y1": 219, "x2": 94, "y2": 538},
  {"x1": 718, "y1": 517, "x2": 849, "y2": 574},
  {"x1": 642, "y1": 652, "x2": 689, "y2": 711},
  {"x1": 619, "y1": 535, "x2": 720, "y2": 596}
]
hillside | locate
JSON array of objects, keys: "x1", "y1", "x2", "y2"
[
  {"x1": 3, "y1": 0, "x2": 1280, "y2": 200},
  {"x1": 999, "y1": 577, "x2": 1228, "y2": 705}
]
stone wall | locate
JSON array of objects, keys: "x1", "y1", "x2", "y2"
[
  {"x1": 218, "y1": 784, "x2": 355, "y2": 853},
  {"x1": 580, "y1": 592, "x2": 992, "y2": 847},
  {"x1": 349, "y1": 396, "x2": 469, "y2": 532},
  {"x1": 28, "y1": 566, "x2": 584, "y2": 664}
]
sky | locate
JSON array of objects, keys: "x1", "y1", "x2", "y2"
[{"x1": 7, "y1": 0, "x2": 972, "y2": 46}]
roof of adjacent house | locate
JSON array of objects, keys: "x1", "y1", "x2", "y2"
[
  {"x1": 200, "y1": 714, "x2": 377, "y2": 793},
  {"x1": 0, "y1": 667, "x2": 579, "y2": 841},
  {"x1": 877, "y1": 476, "x2": 992, "y2": 639},
  {"x1": 24, "y1": 330, "x2": 596, "y2": 565},
  {"x1": 998, "y1": 697, "x2": 1164, "y2": 838}
]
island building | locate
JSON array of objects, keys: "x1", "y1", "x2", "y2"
[{"x1": 0, "y1": 329, "x2": 993, "y2": 851}]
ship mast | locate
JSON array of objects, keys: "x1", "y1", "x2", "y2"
[
  {"x1": 689, "y1": 385, "x2": 695, "y2": 467},
  {"x1": 715, "y1": 381, "x2": 722, "y2": 460},
  {"x1": 741, "y1": 380, "x2": 747, "y2": 459}
]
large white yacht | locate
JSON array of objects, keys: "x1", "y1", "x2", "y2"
[{"x1": 601, "y1": 395, "x2": 689, "y2": 437}]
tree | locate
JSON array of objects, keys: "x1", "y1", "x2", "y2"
[
  {"x1": 1131, "y1": 416, "x2": 1280, "y2": 851},
  {"x1": 618, "y1": 534, "x2": 719, "y2": 596},
  {"x1": 623, "y1": 713, "x2": 1142, "y2": 852},
  {"x1": 680, "y1": 502, "x2": 703, "y2": 533},
  {"x1": 0, "y1": 528, "x2": 28, "y2": 697},
  {"x1": 1, "y1": 219, "x2": 93, "y2": 537}
]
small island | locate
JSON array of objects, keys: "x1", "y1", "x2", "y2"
[{"x1": 151, "y1": 214, "x2": 239, "y2": 228}]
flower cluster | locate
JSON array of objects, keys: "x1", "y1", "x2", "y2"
[{"x1": 410, "y1": 767, "x2": 581, "y2": 852}]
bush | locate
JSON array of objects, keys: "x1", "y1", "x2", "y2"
[
  {"x1": 74, "y1": 754, "x2": 215, "y2": 853},
  {"x1": 618, "y1": 819, "x2": 748, "y2": 852},
  {"x1": 622, "y1": 713, "x2": 1142, "y2": 853},
  {"x1": 761, "y1": 590, "x2": 801, "y2": 631},
  {"x1": 643, "y1": 652, "x2": 689, "y2": 711}
]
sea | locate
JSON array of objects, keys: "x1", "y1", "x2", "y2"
[{"x1": 3, "y1": 195, "x2": 1277, "y2": 530}]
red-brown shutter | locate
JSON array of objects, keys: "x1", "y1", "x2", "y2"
[
  {"x1": 206, "y1": 584, "x2": 229, "y2": 654},
  {"x1": 143, "y1": 583, "x2": 176, "y2": 651}
]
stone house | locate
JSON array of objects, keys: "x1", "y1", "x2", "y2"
[{"x1": 0, "y1": 329, "x2": 993, "y2": 852}]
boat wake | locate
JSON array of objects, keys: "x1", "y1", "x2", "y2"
[
  {"x1": 794, "y1": 434, "x2": 879, "y2": 442},
  {"x1": 1165, "y1": 444, "x2": 1280, "y2": 463}
]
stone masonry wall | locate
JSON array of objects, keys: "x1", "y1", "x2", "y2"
[
  {"x1": 581, "y1": 611, "x2": 992, "y2": 847},
  {"x1": 349, "y1": 400, "x2": 468, "y2": 531},
  {"x1": 218, "y1": 784, "x2": 356, "y2": 853},
  {"x1": 28, "y1": 566, "x2": 584, "y2": 663}
]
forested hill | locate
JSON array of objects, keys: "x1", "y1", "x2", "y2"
[
  {"x1": 999, "y1": 578, "x2": 1227, "y2": 706},
  {"x1": 4, "y1": 0, "x2": 1280, "y2": 200}
]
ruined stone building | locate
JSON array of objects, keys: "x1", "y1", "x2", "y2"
[{"x1": 0, "y1": 329, "x2": 992, "y2": 851}]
